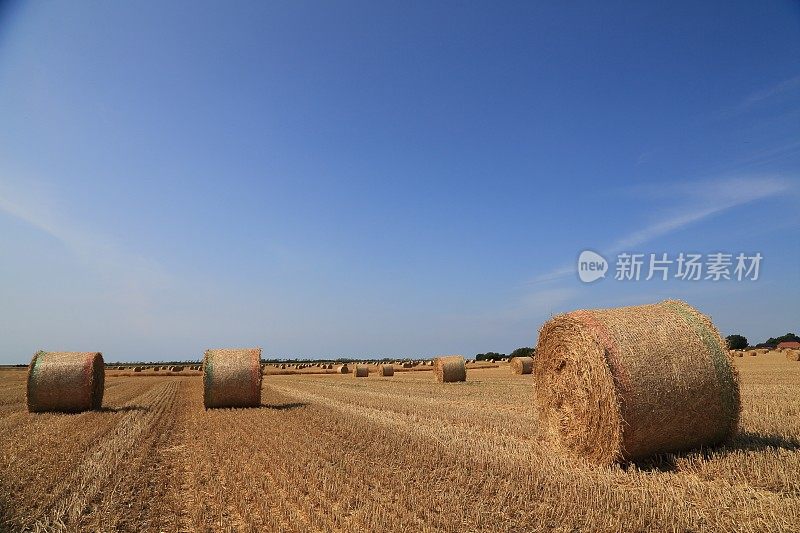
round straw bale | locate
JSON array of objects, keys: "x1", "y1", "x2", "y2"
[
  {"x1": 203, "y1": 348, "x2": 262, "y2": 408},
  {"x1": 133, "y1": 366, "x2": 142, "y2": 372},
  {"x1": 785, "y1": 350, "x2": 800, "y2": 362},
  {"x1": 534, "y1": 300, "x2": 740, "y2": 465},
  {"x1": 27, "y1": 351, "x2": 105, "y2": 413},
  {"x1": 379, "y1": 364, "x2": 394, "y2": 377},
  {"x1": 336, "y1": 364, "x2": 349, "y2": 374},
  {"x1": 353, "y1": 365, "x2": 369, "y2": 377},
  {"x1": 510, "y1": 356, "x2": 534, "y2": 375},
  {"x1": 433, "y1": 355, "x2": 466, "y2": 383}
]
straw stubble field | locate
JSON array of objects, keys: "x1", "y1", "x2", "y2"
[{"x1": 0, "y1": 354, "x2": 798, "y2": 532}]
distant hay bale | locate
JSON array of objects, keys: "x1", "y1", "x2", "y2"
[
  {"x1": 534, "y1": 300, "x2": 740, "y2": 465},
  {"x1": 336, "y1": 364, "x2": 349, "y2": 374},
  {"x1": 747, "y1": 350, "x2": 758, "y2": 357},
  {"x1": 379, "y1": 364, "x2": 394, "y2": 377},
  {"x1": 203, "y1": 348, "x2": 262, "y2": 408},
  {"x1": 510, "y1": 356, "x2": 534, "y2": 374},
  {"x1": 172, "y1": 366, "x2": 184, "y2": 372},
  {"x1": 785, "y1": 350, "x2": 800, "y2": 362},
  {"x1": 27, "y1": 351, "x2": 105, "y2": 413},
  {"x1": 133, "y1": 366, "x2": 142, "y2": 372},
  {"x1": 402, "y1": 362, "x2": 413, "y2": 368},
  {"x1": 433, "y1": 355, "x2": 466, "y2": 383},
  {"x1": 354, "y1": 365, "x2": 369, "y2": 377}
]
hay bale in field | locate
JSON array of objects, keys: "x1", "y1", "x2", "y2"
[
  {"x1": 133, "y1": 366, "x2": 142, "y2": 372},
  {"x1": 433, "y1": 355, "x2": 467, "y2": 383},
  {"x1": 510, "y1": 356, "x2": 534, "y2": 375},
  {"x1": 203, "y1": 348, "x2": 262, "y2": 408},
  {"x1": 785, "y1": 350, "x2": 800, "y2": 362},
  {"x1": 336, "y1": 364, "x2": 349, "y2": 374},
  {"x1": 746, "y1": 350, "x2": 758, "y2": 357},
  {"x1": 27, "y1": 351, "x2": 105, "y2": 413},
  {"x1": 534, "y1": 300, "x2": 740, "y2": 465},
  {"x1": 379, "y1": 364, "x2": 394, "y2": 377},
  {"x1": 354, "y1": 365, "x2": 369, "y2": 377},
  {"x1": 402, "y1": 362, "x2": 413, "y2": 368},
  {"x1": 172, "y1": 366, "x2": 184, "y2": 372}
]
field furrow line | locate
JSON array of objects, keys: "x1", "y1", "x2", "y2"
[{"x1": 28, "y1": 381, "x2": 177, "y2": 530}]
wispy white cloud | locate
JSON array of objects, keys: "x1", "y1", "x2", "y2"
[
  {"x1": 0, "y1": 178, "x2": 169, "y2": 306},
  {"x1": 529, "y1": 175, "x2": 794, "y2": 284},
  {"x1": 736, "y1": 75, "x2": 800, "y2": 111},
  {"x1": 714, "y1": 74, "x2": 800, "y2": 119}
]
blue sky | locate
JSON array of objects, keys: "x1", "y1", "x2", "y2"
[{"x1": 1, "y1": 1, "x2": 798, "y2": 363}]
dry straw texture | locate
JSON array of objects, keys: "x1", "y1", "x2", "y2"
[
  {"x1": 203, "y1": 348, "x2": 262, "y2": 408},
  {"x1": 534, "y1": 300, "x2": 740, "y2": 465},
  {"x1": 434, "y1": 355, "x2": 467, "y2": 383},
  {"x1": 27, "y1": 351, "x2": 104, "y2": 413},
  {"x1": 510, "y1": 356, "x2": 534, "y2": 375},
  {"x1": 379, "y1": 364, "x2": 395, "y2": 377},
  {"x1": 786, "y1": 350, "x2": 800, "y2": 362},
  {"x1": 354, "y1": 365, "x2": 369, "y2": 378}
]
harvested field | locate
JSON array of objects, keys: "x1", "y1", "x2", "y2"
[{"x1": 0, "y1": 352, "x2": 798, "y2": 531}]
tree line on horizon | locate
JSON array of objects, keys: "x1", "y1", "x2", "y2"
[{"x1": 725, "y1": 332, "x2": 799, "y2": 350}]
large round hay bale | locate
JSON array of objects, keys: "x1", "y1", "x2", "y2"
[
  {"x1": 133, "y1": 366, "x2": 142, "y2": 372},
  {"x1": 785, "y1": 350, "x2": 800, "y2": 362},
  {"x1": 336, "y1": 364, "x2": 349, "y2": 374},
  {"x1": 510, "y1": 356, "x2": 534, "y2": 374},
  {"x1": 27, "y1": 351, "x2": 105, "y2": 413},
  {"x1": 353, "y1": 365, "x2": 369, "y2": 377},
  {"x1": 402, "y1": 362, "x2": 413, "y2": 368},
  {"x1": 534, "y1": 300, "x2": 740, "y2": 465},
  {"x1": 379, "y1": 364, "x2": 394, "y2": 377},
  {"x1": 203, "y1": 348, "x2": 262, "y2": 408},
  {"x1": 433, "y1": 355, "x2": 466, "y2": 383}
]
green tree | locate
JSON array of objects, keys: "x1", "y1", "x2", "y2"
[
  {"x1": 510, "y1": 347, "x2": 535, "y2": 359},
  {"x1": 764, "y1": 333, "x2": 800, "y2": 347},
  {"x1": 725, "y1": 334, "x2": 748, "y2": 350}
]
